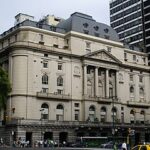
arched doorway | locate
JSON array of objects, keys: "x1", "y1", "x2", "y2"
[
  {"x1": 44, "y1": 132, "x2": 53, "y2": 141},
  {"x1": 59, "y1": 132, "x2": 68, "y2": 145}
]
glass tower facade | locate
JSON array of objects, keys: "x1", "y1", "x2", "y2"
[{"x1": 110, "y1": 0, "x2": 150, "y2": 52}]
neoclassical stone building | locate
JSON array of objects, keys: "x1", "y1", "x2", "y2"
[{"x1": 0, "y1": 12, "x2": 150, "y2": 146}]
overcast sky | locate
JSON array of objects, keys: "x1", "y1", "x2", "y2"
[{"x1": 0, "y1": 0, "x2": 110, "y2": 33}]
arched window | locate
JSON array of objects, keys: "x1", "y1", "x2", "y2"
[
  {"x1": 57, "y1": 104, "x2": 63, "y2": 109},
  {"x1": 130, "y1": 109, "x2": 135, "y2": 123},
  {"x1": 89, "y1": 105, "x2": 95, "y2": 111},
  {"x1": 56, "y1": 104, "x2": 64, "y2": 121},
  {"x1": 100, "y1": 107, "x2": 106, "y2": 122},
  {"x1": 42, "y1": 74, "x2": 48, "y2": 84},
  {"x1": 57, "y1": 76, "x2": 63, "y2": 86},
  {"x1": 88, "y1": 105, "x2": 95, "y2": 122},
  {"x1": 111, "y1": 107, "x2": 117, "y2": 122},
  {"x1": 41, "y1": 103, "x2": 49, "y2": 119}
]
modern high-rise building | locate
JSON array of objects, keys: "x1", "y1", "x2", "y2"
[
  {"x1": 110, "y1": 0, "x2": 150, "y2": 53},
  {"x1": 0, "y1": 12, "x2": 150, "y2": 147},
  {"x1": 143, "y1": 0, "x2": 150, "y2": 53}
]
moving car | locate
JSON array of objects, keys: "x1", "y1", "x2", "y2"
[
  {"x1": 100, "y1": 141, "x2": 113, "y2": 148},
  {"x1": 132, "y1": 144, "x2": 150, "y2": 150}
]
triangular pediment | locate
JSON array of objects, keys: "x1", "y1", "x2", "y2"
[{"x1": 84, "y1": 49, "x2": 121, "y2": 64}]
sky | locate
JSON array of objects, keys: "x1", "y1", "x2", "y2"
[{"x1": 0, "y1": 0, "x2": 110, "y2": 34}]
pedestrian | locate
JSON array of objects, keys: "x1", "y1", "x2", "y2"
[{"x1": 122, "y1": 141, "x2": 127, "y2": 150}]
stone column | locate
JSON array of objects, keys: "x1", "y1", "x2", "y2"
[
  {"x1": 83, "y1": 65, "x2": 87, "y2": 95},
  {"x1": 106, "y1": 69, "x2": 109, "y2": 98},
  {"x1": 95, "y1": 66, "x2": 98, "y2": 96},
  {"x1": 115, "y1": 71, "x2": 119, "y2": 99},
  {"x1": 135, "y1": 74, "x2": 139, "y2": 101}
]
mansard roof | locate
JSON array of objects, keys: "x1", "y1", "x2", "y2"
[{"x1": 57, "y1": 12, "x2": 120, "y2": 42}]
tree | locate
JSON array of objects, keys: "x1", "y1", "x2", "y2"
[{"x1": 0, "y1": 67, "x2": 11, "y2": 110}]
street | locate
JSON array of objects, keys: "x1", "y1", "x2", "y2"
[{"x1": 0, "y1": 147, "x2": 112, "y2": 150}]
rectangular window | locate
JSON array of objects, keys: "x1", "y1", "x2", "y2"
[
  {"x1": 58, "y1": 63, "x2": 63, "y2": 70},
  {"x1": 75, "y1": 110, "x2": 79, "y2": 121},
  {"x1": 124, "y1": 53, "x2": 127, "y2": 61},
  {"x1": 43, "y1": 61, "x2": 48, "y2": 68},
  {"x1": 53, "y1": 44, "x2": 58, "y2": 48},
  {"x1": 44, "y1": 53, "x2": 48, "y2": 57},
  {"x1": 57, "y1": 89, "x2": 63, "y2": 94},
  {"x1": 42, "y1": 88, "x2": 48, "y2": 93},
  {"x1": 74, "y1": 103, "x2": 79, "y2": 107},
  {"x1": 59, "y1": 56, "x2": 63, "y2": 60},
  {"x1": 133, "y1": 55, "x2": 136, "y2": 61},
  {"x1": 130, "y1": 74, "x2": 133, "y2": 81},
  {"x1": 56, "y1": 115, "x2": 63, "y2": 121},
  {"x1": 39, "y1": 34, "x2": 44, "y2": 41}
]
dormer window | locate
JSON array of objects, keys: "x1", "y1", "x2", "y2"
[
  {"x1": 83, "y1": 23, "x2": 88, "y2": 28},
  {"x1": 94, "y1": 26, "x2": 99, "y2": 31},
  {"x1": 104, "y1": 28, "x2": 109, "y2": 33}
]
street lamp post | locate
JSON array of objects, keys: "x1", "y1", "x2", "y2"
[
  {"x1": 112, "y1": 96, "x2": 117, "y2": 150},
  {"x1": 40, "y1": 109, "x2": 44, "y2": 141}
]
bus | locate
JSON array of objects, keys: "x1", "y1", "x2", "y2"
[{"x1": 76, "y1": 136, "x2": 108, "y2": 148}]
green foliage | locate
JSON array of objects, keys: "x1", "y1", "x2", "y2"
[{"x1": 0, "y1": 67, "x2": 11, "y2": 109}]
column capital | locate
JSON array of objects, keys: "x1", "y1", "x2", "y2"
[
  {"x1": 95, "y1": 66, "x2": 99, "y2": 69},
  {"x1": 83, "y1": 64, "x2": 88, "y2": 67},
  {"x1": 106, "y1": 68, "x2": 110, "y2": 71}
]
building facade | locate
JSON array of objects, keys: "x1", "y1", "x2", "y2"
[
  {"x1": 143, "y1": 0, "x2": 150, "y2": 53},
  {"x1": 110, "y1": 0, "x2": 150, "y2": 54},
  {"x1": 0, "y1": 12, "x2": 150, "y2": 147}
]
